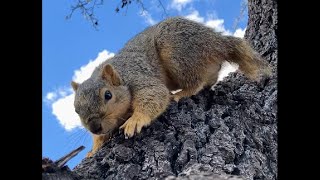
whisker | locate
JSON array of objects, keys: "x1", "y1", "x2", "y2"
[
  {"x1": 65, "y1": 128, "x2": 88, "y2": 150},
  {"x1": 81, "y1": 130, "x2": 90, "y2": 143}
]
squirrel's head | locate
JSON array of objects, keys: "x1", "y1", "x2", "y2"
[{"x1": 71, "y1": 64, "x2": 132, "y2": 135}]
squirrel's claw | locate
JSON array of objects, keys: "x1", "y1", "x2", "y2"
[
  {"x1": 86, "y1": 151, "x2": 94, "y2": 158},
  {"x1": 119, "y1": 113, "x2": 151, "y2": 138},
  {"x1": 120, "y1": 118, "x2": 138, "y2": 138}
]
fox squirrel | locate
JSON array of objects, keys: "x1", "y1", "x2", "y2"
[{"x1": 71, "y1": 17, "x2": 271, "y2": 157}]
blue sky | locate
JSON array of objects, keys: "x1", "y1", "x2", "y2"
[{"x1": 43, "y1": 0, "x2": 248, "y2": 169}]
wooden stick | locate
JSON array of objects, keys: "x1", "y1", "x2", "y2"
[{"x1": 54, "y1": 146, "x2": 85, "y2": 168}]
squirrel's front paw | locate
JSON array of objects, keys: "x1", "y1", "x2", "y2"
[
  {"x1": 86, "y1": 151, "x2": 94, "y2": 158},
  {"x1": 119, "y1": 113, "x2": 151, "y2": 138}
]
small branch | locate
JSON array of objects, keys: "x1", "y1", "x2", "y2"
[
  {"x1": 136, "y1": 0, "x2": 147, "y2": 13},
  {"x1": 66, "y1": 0, "x2": 104, "y2": 29},
  {"x1": 157, "y1": 0, "x2": 168, "y2": 18},
  {"x1": 55, "y1": 146, "x2": 85, "y2": 168},
  {"x1": 67, "y1": 0, "x2": 168, "y2": 28},
  {"x1": 42, "y1": 146, "x2": 85, "y2": 173}
]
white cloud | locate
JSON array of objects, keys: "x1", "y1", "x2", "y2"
[
  {"x1": 45, "y1": 88, "x2": 72, "y2": 103},
  {"x1": 140, "y1": 11, "x2": 157, "y2": 26},
  {"x1": 184, "y1": 10, "x2": 204, "y2": 23},
  {"x1": 205, "y1": 19, "x2": 232, "y2": 35},
  {"x1": 73, "y1": 50, "x2": 115, "y2": 83},
  {"x1": 51, "y1": 94, "x2": 80, "y2": 131},
  {"x1": 171, "y1": 0, "x2": 194, "y2": 11},
  {"x1": 46, "y1": 92, "x2": 57, "y2": 101},
  {"x1": 184, "y1": 10, "x2": 232, "y2": 35},
  {"x1": 184, "y1": 10, "x2": 247, "y2": 37},
  {"x1": 45, "y1": 50, "x2": 114, "y2": 131},
  {"x1": 233, "y1": 28, "x2": 246, "y2": 38}
]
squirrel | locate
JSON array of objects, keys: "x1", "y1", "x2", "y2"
[{"x1": 71, "y1": 17, "x2": 271, "y2": 157}]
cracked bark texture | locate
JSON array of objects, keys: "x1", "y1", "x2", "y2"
[{"x1": 73, "y1": 0, "x2": 278, "y2": 179}]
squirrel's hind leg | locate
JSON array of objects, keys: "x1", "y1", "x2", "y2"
[
  {"x1": 171, "y1": 82, "x2": 205, "y2": 102},
  {"x1": 170, "y1": 64, "x2": 220, "y2": 102}
]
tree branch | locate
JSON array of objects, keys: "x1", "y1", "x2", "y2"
[
  {"x1": 66, "y1": 0, "x2": 104, "y2": 29},
  {"x1": 67, "y1": 0, "x2": 167, "y2": 28},
  {"x1": 157, "y1": 0, "x2": 168, "y2": 18}
]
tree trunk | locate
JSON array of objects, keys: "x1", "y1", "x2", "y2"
[{"x1": 72, "y1": 0, "x2": 278, "y2": 179}]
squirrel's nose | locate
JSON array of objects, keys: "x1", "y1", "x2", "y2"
[{"x1": 89, "y1": 122, "x2": 102, "y2": 134}]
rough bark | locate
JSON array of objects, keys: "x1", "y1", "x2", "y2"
[{"x1": 72, "y1": 0, "x2": 278, "y2": 179}]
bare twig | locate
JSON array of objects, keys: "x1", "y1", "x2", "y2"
[
  {"x1": 136, "y1": 0, "x2": 147, "y2": 13},
  {"x1": 157, "y1": 0, "x2": 168, "y2": 18},
  {"x1": 42, "y1": 145, "x2": 85, "y2": 173},
  {"x1": 55, "y1": 146, "x2": 85, "y2": 168},
  {"x1": 67, "y1": 0, "x2": 167, "y2": 28},
  {"x1": 66, "y1": 0, "x2": 104, "y2": 29}
]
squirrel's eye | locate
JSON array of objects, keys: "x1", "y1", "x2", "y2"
[{"x1": 104, "y1": 90, "x2": 112, "y2": 100}]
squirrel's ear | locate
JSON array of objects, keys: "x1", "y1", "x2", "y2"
[
  {"x1": 71, "y1": 81, "x2": 79, "y2": 91},
  {"x1": 102, "y1": 64, "x2": 122, "y2": 86}
]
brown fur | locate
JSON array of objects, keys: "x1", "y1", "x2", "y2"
[
  {"x1": 71, "y1": 17, "x2": 271, "y2": 156},
  {"x1": 86, "y1": 134, "x2": 110, "y2": 157}
]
